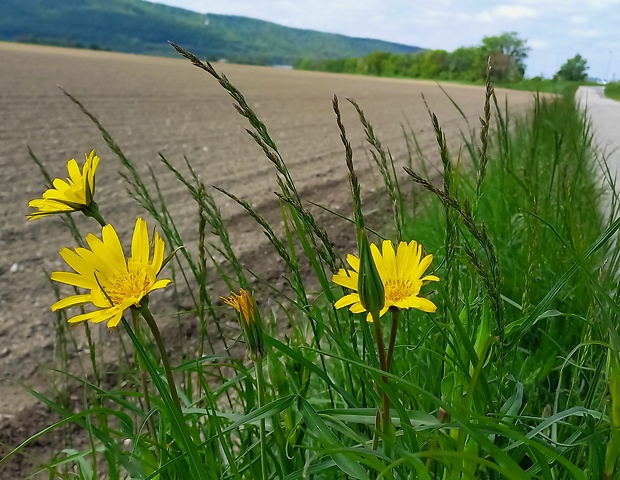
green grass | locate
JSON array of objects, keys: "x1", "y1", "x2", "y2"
[
  {"x1": 497, "y1": 78, "x2": 600, "y2": 94},
  {"x1": 605, "y1": 81, "x2": 620, "y2": 101},
  {"x1": 7, "y1": 43, "x2": 620, "y2": 479}
]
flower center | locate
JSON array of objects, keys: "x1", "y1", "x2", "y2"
[
  {"x1": 383, "y1": 278, "x2": 415, "y2": 303},
  {"x1": 101, "y1": 268, "x2": 152, "y2": 306}
]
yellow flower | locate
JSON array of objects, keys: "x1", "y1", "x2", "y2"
[
  {"x1": 332, "y1": 239, "x2": 439, "y2": 321},
  {"x1": 221, "y1": 289, "x2": 266, "y2": 359},
  {"x1": 222, "y1": 289, "x2": 255, "y2": 325},
  {"x1": 50, "y1": 218, "x2": 171, "y2": 328},
  {"x1": 27, "y1": 150, "x2": 100, "y2": 220}
]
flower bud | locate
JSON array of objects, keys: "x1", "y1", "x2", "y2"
[
  {"x1": 357, "y1": 230, "x2": 385, "y2": 322},
  {"x1": 221, "y1": 289, "x2": 267, "y2": 360}
]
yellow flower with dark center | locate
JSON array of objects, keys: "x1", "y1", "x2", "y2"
[
  {"x1": 27, "y1": 150, "x2": 100, "y2": 220},
  {"x1": 332, "y1": 239, "x2": 439, "y2": 321},
  {"x1": 50, "y1": 217, "x2": 171, "y2": 328}
]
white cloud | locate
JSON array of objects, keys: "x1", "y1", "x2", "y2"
[
  {"x1": 571, "y1": 28, "x2": 602, "y2": 38},
  {"x1": 587, "y1": 0, "x2": 620, "y2": 8},
  {"x1": 475, "y1": 4, "x2": 537, "y2": 22},
  {"x1": 529, "y1": 39, "x2": 550, "y2": 49},
  {"x1": 492, "y1": 5, "x2": 538, "y2": 20},
  {"x1": 568, "y1": 15, "x2": 589, "y2": 25}
]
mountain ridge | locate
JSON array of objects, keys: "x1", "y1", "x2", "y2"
[{"x1": 0, "y1": 0, "x2": 422, "y2": 65}]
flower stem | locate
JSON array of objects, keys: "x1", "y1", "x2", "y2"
[
  {"x1": 381, "y1": 308, "x2": 401, "y2": 450},
  {"x1": 255, "y1": 357, "x2": 268, "y2": 480},
  {"x1": 371, "y1": 312, "x2": 392, "y2": 447},
  {"x1": 137, "y1": 303, "x2": 182, "y2": 413},
  {"x1": 84, "y1": 201, "x2": 107, "y2": 227},
  {"x1": 386, "y1": 308, "x2": 400, "y2": 372},
  {"x1": 372, "y1": 312, "x2": 387, "y2": 374},
  {"x1": 131, "y1": 308, "x2": 159, "y2": 454}
]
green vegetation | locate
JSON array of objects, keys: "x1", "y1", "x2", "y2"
[
  {"x1": 295, "y1": 32, "x2": 529, "y2": 83},
  {"x1": 8, "y1": 43, "x2": 620, "y2": 478},
  {"x1": 554, "y1": 54, "x2": 589, "y2": 81},
  {"x1": 0, "y1": 0, "x2": 421, "y2": 64},
  {"x1": 296, "y1": 33, "x2": 601, "y2": 94},
  {"x1": 605, "y1": 81, "x2": 620, "y2": 101},
  {"x1": 499, "y1": 78, "x2": 599, "y2": 95}
]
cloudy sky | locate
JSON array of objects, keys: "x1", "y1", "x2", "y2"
[{"x1": 152, "y1": 0, "x2": 619, "y2": 80}]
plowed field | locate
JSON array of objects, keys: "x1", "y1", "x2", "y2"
[{"x1": 0, "y1": 42, "x2": 534, "y2": 475}]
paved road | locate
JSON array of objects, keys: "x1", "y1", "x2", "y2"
[{"x1": 576, "y1": 86, "x2": 620, "y2": 187}]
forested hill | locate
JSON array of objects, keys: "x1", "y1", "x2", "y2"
[{"x1": 0, "y1": 0, "x2": 422, "y2": 64}]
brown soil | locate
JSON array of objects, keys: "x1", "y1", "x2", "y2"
[{"x1": 0, "y1": 42, "x2": 535, "y2": 476}]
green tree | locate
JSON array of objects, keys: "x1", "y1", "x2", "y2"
[
  {"x1": 419, "y1": 49, "x2": 449, "y2": 79},
  {"x1": 481, "y1": 32, "x2": 530, "y2": 81},
  {"x1": 554, "y1": 54, "x2": 589, "y2": 81},
  {"x1": 363, "y1": 51, "x2": 390, "y2": 75},
  {"x1": 405, "y1": 52, "x2": 424, "y2": 78},
  {"x1": 448, "y1": 46, "x2": 487, "y2": 81}
]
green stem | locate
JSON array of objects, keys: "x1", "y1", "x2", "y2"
[
  {"x1": 255, "y1": 358, "x2": 268, "y2": 480},
  {"x1": 386, "y1": 309, "x2": 400, "y2": 372},
  {"x1": 371, "y1": 311, "x2": 392, "y2": 447},
  {"x1": 131, "y1": 308, "x2": 159, "y2": 455},
  {"x1": 137, "y1": 303, "x2": 182, "y2": 413},
  {"x1": 372, "y1": 312, "x2": 387, "y2": 374},
  {"x1": 84, "y1": 201, "x2": 107, "y2": 227},
  {"x1": 381, "y1": 308, "x2": 400, "y2": 449},
  {"x1": 83, "y1": 322, "x2": 108, "y2": 462}
]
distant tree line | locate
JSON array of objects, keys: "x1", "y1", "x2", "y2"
[
  {"x1": 15, "y1": 36, "x2": 112, "y2": 52},
  {"x1": 295, "y1": 32, "x2": 531, "y2": 83}
]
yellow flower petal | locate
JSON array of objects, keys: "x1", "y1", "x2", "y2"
[
  {"x1": 380, "y1": 240, "x2": 397, "y2": 278},
  {"x1": 74, "y1": 247, "x2": 115, "y2": 278},
  {"x1": 131, "y1": 217, "x2": 148, "y2": 263},
  {"x1": 346, "y1": 254, "x2": 360, "y2": 272},
  {"x1": 152, "y1": 232, "x2": 165, "y2": 273},
  {"x1": 51, "y1": 271, "x2": 97, "y2": 289},
  {"x1": 66, "y1": 159, "x2": 82, "y2": 186},
  {"x1": 102, "y1": 224, "x2": 127, "y2": 271},
  {"x1": 396, "y1": 240, "x2": 417, "y2": 277},
  {"x1": 59, "y1": 248, "x2": 96, "y2": 278},
  {"x1": 349, "y1": 302, "x2": 367, "y2": 314},
  {"x1": 51, "y1": 294, "x2": 92, "y2": 311},
  {"x1": 332, "y1": 269, "x2": 358, "y2": 290},
  {"x1": 411, "y1": 254, "x2": 434, "y2": 283},
  {"x1": 106, "y1": 310, "x2": 125, "y2": 328},
  {"x1": 149, "y1": 278, "x2": 172, "y2": 293},
  {"x1": 51, "y1": 178, "x2": 72, "y2": 193},
  {"x1": 334, "y1": 292, "x2": 361, "y2": 309},
  {"x1": 67, "y1": 309, "x2": 106, "y2": 324},
  {"x1": 371, "y1": 244, "x2": 389, "y2": 284},
  {"x1": 28, "y1": 198, "x2": 71, "y2": 210}
]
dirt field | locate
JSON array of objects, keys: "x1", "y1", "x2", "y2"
[{"x1": 0, "y1": 42, "x2": 534, "y2": 474}]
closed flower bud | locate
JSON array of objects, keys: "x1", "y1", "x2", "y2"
[{"x1": 357, "y1": 230, "x2": 385, "y2": 322}]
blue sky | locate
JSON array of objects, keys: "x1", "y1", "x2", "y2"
[{"x1": 151, "y1": 0, "x2": 619, "y2": 80}]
